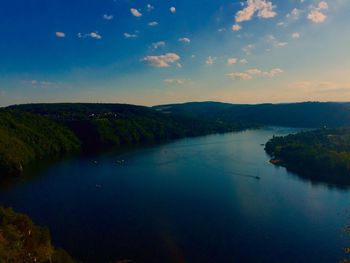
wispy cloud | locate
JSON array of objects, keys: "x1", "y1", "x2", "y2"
[
  {"x1": 124, "y1": 32, "x2": 137, "y2": 39},
  {"x1": 227, "y1": 67, "x2": 283, "y2": 80},
  {"x1": 78, "y1": 32, "x2": 102, "y2": 39},
  {"x1": 266, "y1": 35, "x2": 288, "y2": 48},
  {"x1": 146, "y1": 4, "x2": 154, "y2": 12},
  {"x1": 178, "y1": 37, "x2": 191, "y2": 44},
  {"x1": 103, "y1": 14, "x2": 113, "y2": 20},
  {"x1": 23, "y1": 80, "x2": 69, "y2": 90},
  {"x1": 143, "y1": 53, "x2": 180, "y2": 68},
  {"x1": 292, "y1": 32, "x2": 300, "y2": 39},
  {"x1": 151, "y1": 41, "x2": 166, "y2": 49},
  {"x1": 206, "y1": 56, "x2": 216, "y2": 65},
  {"x1": 148, "y1": 21, "x2": 158, "y2": 26},
  {"x1": 164, "y1": 79, "x2": 191, "y2": 85},
  {"x1": 242, "y1": 44, "x2": 255, "y2": 55},
  {"x1": 286, "y1": 8, "x2": 300, "y2": 20}
]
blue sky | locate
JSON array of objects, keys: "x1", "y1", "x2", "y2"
[{"x1": 0, "y1": 0, "x2": 349, "y2": 106}]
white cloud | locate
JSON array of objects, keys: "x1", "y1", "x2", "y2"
[
  {"x1": 205, "y1": 56, "x2": 216, "y2": 65},
  {"x1": 240, "y1": 58, "x2": 248, "y2": 64},
  {"x1": 178, "y1": 37, "x2": 191, "y2": 44},
  {"x1": 148, "y1": 21, "x2": 158, "y2": 26},
  {"x1": 227, "y1": 67, "x2": 283, "y2": 80},
  {"x1": 103, "y1": 14, "x2": 113, "y2": 20},
  {"x1": 232, "y1": 24, "x2": 242, "y2": 31},
  {"x1": 308, "y1": 1, "x2": 328, "y2": 23},
  {"x1": 292, "y1": 32, "x2": 300, "y2": 39},
  {"x1": 55, "y1": 32, "x2": 65, "y2": 38},
  {"x1": 143, "y1": 53, "x2": 180, "y2": 68},
  {"x1": 130, "y1": 8, "x2": 142, "y2": 17},
  {"x1": 90, "y1": 32, "x2": 102, "y2": 39},
  {"x1": 227, "y1": 58, "x2": 237, "y2": 65},
  {"x1": 152, "y1": 41, "x2": 165, "y2": 49},
  {"x1": 218, "y1": 28, "x2": 226, "y2": 32},
  {"x1": 170, "y1": 6, "x2": 176, "y2": 13},
  {"x1": 124, "y1": 32, "x2": 137, "y2": 38},
  {"x1": 78, "y1": 32, "x2": 102, "y2": 39},
  {"x1": 308, "y1": 10, "x2": 327, "y2": 23},
  {"x1": 146, "y1": 4, "x2": 154, "y2": 12},
  {"x1": 235, "y1": 0, "x2": 277, "y2": 23}
]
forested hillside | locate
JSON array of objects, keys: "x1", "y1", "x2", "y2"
[
  {"x1": 0, "y1": 110, "x2": 80, "y2": 175},
  {"x1": 0, "y1": 103, "x2": 248, "y2": 176},
  {"x1": 265, "y1": 128, "x2": 350, "y2": 185},
  {"x1": 155, "y1": 101, "x2": 350, "y2": 128}
]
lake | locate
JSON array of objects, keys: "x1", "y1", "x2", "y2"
[{"x1": 0, "y1": 127, "x2": 349, "y2": 263}]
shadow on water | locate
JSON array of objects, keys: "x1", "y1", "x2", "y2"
[{"x1": 269, "y1": 161, "x2": 350, "y2": 191}]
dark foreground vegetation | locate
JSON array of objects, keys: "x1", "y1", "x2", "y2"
[
  {"x1": 0, "y1": 207, "x2": 76, "y2": 263},
  {"x1": 265, "y1": 128, "x2": 350, "y2": 185}
]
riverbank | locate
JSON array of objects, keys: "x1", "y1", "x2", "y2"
[{"x1": 265, "y1": 128, "x2": 350, "y2": 186}]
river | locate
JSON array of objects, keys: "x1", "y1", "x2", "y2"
[{"x1": 0, "y1": 127, "x2": 349, "y2": 262}]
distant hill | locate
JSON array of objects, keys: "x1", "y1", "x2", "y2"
[
  {"x1": 153, "y1": 101, "x2": 234, "y2": 119},
  {"x1": 154, "y1": 101, "x2": 350, "y2": 128}
]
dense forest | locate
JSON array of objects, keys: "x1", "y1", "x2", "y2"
[
  {"x1": 0, "y1": 207, "x2": 76, "y2": 263},
  {"x1": 0, "y1": 110, "x2": 80, "y2": 175},
  {"x1": 0, "y1": 103, "x2": 250, "y2": 176},
  {"x1": 265, "y1": 128, "x2": 350, "y2": 186}
]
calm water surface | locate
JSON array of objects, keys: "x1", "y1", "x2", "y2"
[{"x1": 1, "y1": 127, "x2": 350, "y2": 263}]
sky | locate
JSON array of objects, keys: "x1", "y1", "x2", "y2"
[{"x1": 0, "y1": 0, "x2": 349, "y2": 106}]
